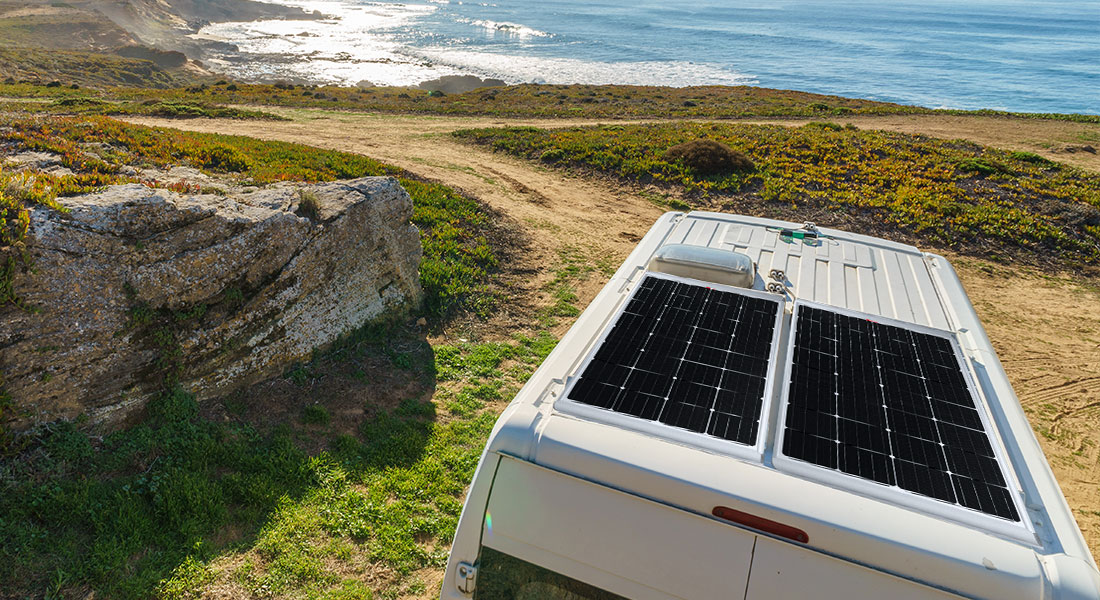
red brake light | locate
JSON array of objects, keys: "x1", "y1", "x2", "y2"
[{"x1": 712, "y1": 506, "x2": 810, "y2": 543}]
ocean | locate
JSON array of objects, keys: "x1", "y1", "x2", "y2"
[{"x1": 193, "y1": 0, "x2": 1100, "y2": 114}]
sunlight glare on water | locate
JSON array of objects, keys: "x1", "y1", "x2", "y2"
[{"x1": 194, "y1": 0, "x2": 1100, "y2": 113}]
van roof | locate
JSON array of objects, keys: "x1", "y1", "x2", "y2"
[{"x1": 484, "y1": 212, "x2": 1099, "y2": 598}]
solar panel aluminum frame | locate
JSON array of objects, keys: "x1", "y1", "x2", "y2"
[
  {"x1": 772, "y1": 300, "x2": 1036, "y2": 545},
  {"x1": 556, "y1": 271, "x2": 787, "y2": 464}
]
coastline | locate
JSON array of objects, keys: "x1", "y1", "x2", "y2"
[{"x1": 184, "y1": 0, "x2": 1100, "y2": 115}]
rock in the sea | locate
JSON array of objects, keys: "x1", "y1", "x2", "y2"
[{"x1": 1, "y1": 177, "x2": 422, "y2": 430}]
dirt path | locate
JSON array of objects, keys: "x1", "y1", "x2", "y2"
[
  {"x1": 129, "y1": 111, "x2": 670, "y2": 340},
  {"x1": 128, "y1": 111, "x2": 1100, "y2": 558}
]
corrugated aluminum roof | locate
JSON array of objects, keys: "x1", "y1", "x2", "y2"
[{"x1": 665, "y1": 212, "x2": 952, "y2": 330}]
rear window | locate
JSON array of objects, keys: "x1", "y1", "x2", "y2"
[{"x1": 474, "y1": 546, "x2": 627, "y2": 600}]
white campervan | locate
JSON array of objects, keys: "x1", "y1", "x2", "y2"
[{"x1": 442, "y1": 211, "x2": 1100, "y2": 600}]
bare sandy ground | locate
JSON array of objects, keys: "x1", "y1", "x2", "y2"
[{"x1": 129, "y1": 111, "x2": 1100, "y2": 563}]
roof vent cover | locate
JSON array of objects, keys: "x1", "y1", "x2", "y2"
[{"x1": 648, "y1": 244, "x2": 755, "y2": 288}]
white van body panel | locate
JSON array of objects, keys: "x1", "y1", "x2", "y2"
[
  {"x1": 441, "y1": 212, "x2": 1100, "y2": 600},
  {"x1": 486, "y1": 456, "x2": 756, "y2": 600},
  {"x1": 746, "y1": 536, "x2": 961, "y2": 600}
]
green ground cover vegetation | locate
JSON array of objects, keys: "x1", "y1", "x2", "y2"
[
  {"x1": 0, "y1": 48, "x2": 198, "y2": 89},
  {"x1": 3, "y1": 84, "x2": 1096, "y2": 598},
  {"x1": 0, "y1": 114, "x2": 495, "y2": 316},
  {"x1": 2, "y1": 324, "x2": 562, "y2": 599},
  {"x1": 3, "y1": 81, "x2": 1097, "y2": 122},
  {"x1": 0, "y1": 97, "x2": 282, "y2": 120},
  {"x1": 0, "y1": 113, "x2": 522, "y2": 598},
  {"x1": 455, "y1": 122, "x2": 1100, "y2": 269}
]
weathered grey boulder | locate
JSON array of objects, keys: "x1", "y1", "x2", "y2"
[{"x1": 1, "y1": 177, "x2": 422, "y2": 430}]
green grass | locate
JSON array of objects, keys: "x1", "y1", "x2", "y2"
[
  {"x1": 0, "y1": 96, "x2": 282, "y2": 120},
  {"x1": 0, "y1": 365, "x2": 475, "y2": 598},
  {"x1": 0, "y1": 48, "x2": 201, "y2": 89},
  {"x1": 1, "y1": 322, "x2": 561, "y2": 599},
  {"x1": 2, "y1": 81, "x2": 1097, "y2": 122},
  {"x1": 538, "y1": 245, "x2": 599, "y2": 327},
  {"x1": 455, "y1": 122, "x2": 1100, "y2": 270},
  {"x1": 0, "y1": 111, "x2": 526, "y2": 598}
]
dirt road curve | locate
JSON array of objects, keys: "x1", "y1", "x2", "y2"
[{"x1": 128, "y1": 111, "x2": 1100, "y2": 558}]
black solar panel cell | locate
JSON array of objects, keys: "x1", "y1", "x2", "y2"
[
  {"x1": 567, "y1": 275, "x2": 780, "y2": 447},
  {"x1": 782, "y1": 305, "x2": 1021, "y2": 522}
]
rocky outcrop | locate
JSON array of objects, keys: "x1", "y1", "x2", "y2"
[{"x1": 1, "y1": 177, "x2": 422, "y2": 431}]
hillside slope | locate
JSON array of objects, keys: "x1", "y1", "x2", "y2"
[{"x1": 0, "y1": 0, "x2": 319, "y2": 86}]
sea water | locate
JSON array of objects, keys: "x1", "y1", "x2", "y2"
[{"x1": 194, "y1": 0, "x2": 1100, "y2": 114}]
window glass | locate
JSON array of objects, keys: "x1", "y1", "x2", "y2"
[{"x1": 474, "y1": 546, "x2": 628, "y2": 600}]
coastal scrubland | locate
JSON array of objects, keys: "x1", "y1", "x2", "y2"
[
  {"x1": 3, "y1": 80, "x2": 1099, "y2": 123},
  {"x1": 2, "y1": 86, "x2": 1099, "y2": 599},
  {"x1": 455, "y1": 121, "x2": 1100, "y2": 271},
  {"x1": 1, "y1": 114, "x2": 509, "y2": 598}
]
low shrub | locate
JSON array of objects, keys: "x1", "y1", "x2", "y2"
[
  {"x1": 296, "y1": 189, "x2": 321, "y2": 221},
  {"x1": 803, "y1": 121, "x2": 843, "y2": 131},
  {"x1": 191, "y1": 145, "x2": 250, "y2": 173},
  {"x1": 52, "y1": 97, "x2": 107, "y2": 107},
  {"x1": 662, "y1": 139, "x2": 754, "y2": 175},
  {"x1": 1009, "y1": 151, "x2": 1053, "y2": 165},
  {"x1": 301, "y1": 404, "x2": 330, "y2": 425},
  {"x1": 956, "y1": 157, "x2": 1009, "y2": 176}
]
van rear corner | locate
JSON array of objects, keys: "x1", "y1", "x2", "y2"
[{"x1": 440, "y1": 453, "x2": 994, "y2": 600}]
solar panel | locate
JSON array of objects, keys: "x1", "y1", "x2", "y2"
[
  {"x1": 779, "y1": 304, "x2": 1021, "y2": 522},
  {"x1": 566, "y1": 274, "x2": 781, "y2": 446}
]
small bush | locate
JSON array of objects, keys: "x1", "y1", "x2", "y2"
[
  {"x1": 296, "y1": 189, "x2": 321, "y2": 221},
  {"x1": 1009, "y1": 151, "x2": 1053, "y2": 165},
  {"x1": 192, "y1": 145, "x2": 250, "y2": 172},
  {"x1": 52, "y1": 97, "x2": 107, "y2": 107},
  {"x1": 225, "y1": 83, "x2": 238, "y2": 91},
  {"x1": 540, "y1": 148, "x2": 566, "y2": 162},
  {"x1": 662, "y1": 139, "x2": 754, "y2": 175},
  {"x1": 957, "y1": 157, "x2": 1009, "y2": 176},
  {"x1": 803, "y1": 121, "x2": 843, "y2": 131},
  {"x1": 45, "y1": 81, "x2": 61, "y2": 88},
  {"x1": 428, "y1": 90, "x2": 445, "y2": 98},
  {"x1": 301, "y1": 404, "x2": 330, "y2": 425}
]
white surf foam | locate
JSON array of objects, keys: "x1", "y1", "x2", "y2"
[
  {"x1": 195, "y1": 0, "x2": 754, "y2": 88},
  {"x1": 408, "y1": 48, "x2": 757, "y2": 87},
  {"x1": 456, "y1": 18, "x2": 552, "y2": 38}
]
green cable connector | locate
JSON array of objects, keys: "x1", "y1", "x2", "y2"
[
  {"x1": 778, "y1": 228, "x2": 818, "y2": 240},
  {"x1": 767, "y1": 225, "x2": 831, "y2": 242}
]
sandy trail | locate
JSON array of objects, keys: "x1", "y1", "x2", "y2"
[{"x1": 128, "y1": 111, "x2": 1100, "y2": 559}]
